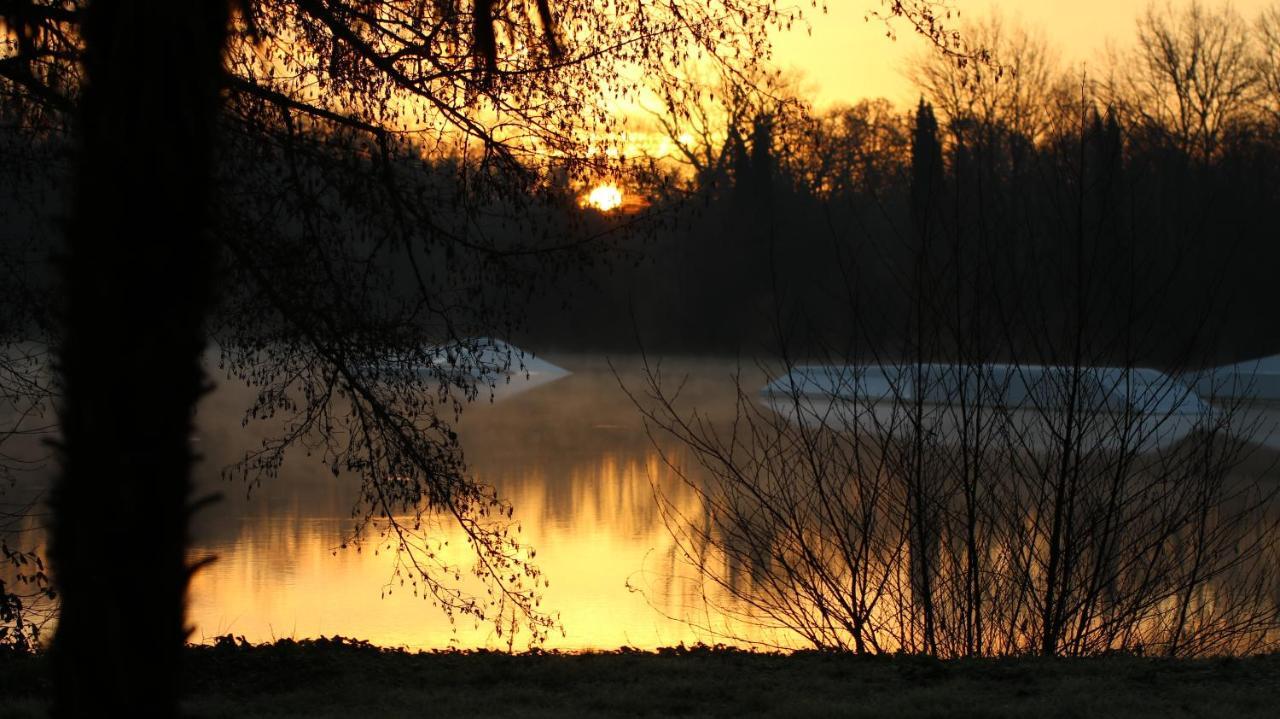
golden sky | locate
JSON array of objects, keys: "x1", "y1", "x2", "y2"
[{"x1": 770, "y1": 0, "x2": 1276, "y2": 108}]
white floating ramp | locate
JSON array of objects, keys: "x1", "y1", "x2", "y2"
[
  {"x1": 1185, "y1": 354, "x2": 1280, "y2": 402},
  {"x1": 366, "y1": 337, "x2": 569, "y2": 401},
  {"x1": 761, "y1": 363, "x2": 1213, "y2": 452}
]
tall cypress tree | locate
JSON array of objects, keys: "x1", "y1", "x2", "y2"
[
  {"x1": 910, "y1": 99, "x2": 945, "y2": 238},
  {"x1": 905, "y1": 97, "x2": 945, "y2": 655}
]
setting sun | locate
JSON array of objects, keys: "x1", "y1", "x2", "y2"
[{"x1": 583, "y1": 183, "x2": 624, "y2": 212}]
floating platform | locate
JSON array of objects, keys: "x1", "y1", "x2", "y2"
[
  {"x1": 1185, "y1": 355, "x2": 1280, "y2": 402},
  {"x1": 760, "y1": 363, "x2": 1213, "y2": 452},
  {"x1": 364, "y1": 337, "x2": 569, "y2": 401}
]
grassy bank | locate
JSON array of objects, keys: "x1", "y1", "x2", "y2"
[{"x1": 2, "y1": 638, "x2": 1278, "y2": 717}]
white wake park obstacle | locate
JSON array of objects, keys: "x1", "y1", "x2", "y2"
[
  {"x1": 760, "y1": 362, "x2": 1220, "y2": 452},
  {"x1": 363, "y1": 337, "x2": 569, "y2": 401},
  {"x1": 1184, "y1": 354, "x2": 1280, "y2": 402}
]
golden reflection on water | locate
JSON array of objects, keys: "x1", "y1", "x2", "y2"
[
  {"x1": 7, "y1": 355, "x2": 1280, "y2": 653},
  {"x1": 187, "y1": 358, "x2": 773, "y2": 650}
]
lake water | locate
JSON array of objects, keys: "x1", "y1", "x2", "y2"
[
  {"x1": 6, "y1": 352, "x2": 1280, "y2": 654},
  {"x1": 184, "y1": 355, "x2": 775, "y2": 651}
]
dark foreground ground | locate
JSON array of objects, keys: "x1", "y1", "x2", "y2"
[{"x1": 2, "y1": 638, "x2": 1278, "y2": 718}]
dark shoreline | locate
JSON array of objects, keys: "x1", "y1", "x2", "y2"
[{"x1": 3, "y1": 638, "x2": 1279, "y2": 717}]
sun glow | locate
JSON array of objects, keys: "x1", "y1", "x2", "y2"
[{"x1": 583, "y1": 183, "x2": 624, "y2": 212}]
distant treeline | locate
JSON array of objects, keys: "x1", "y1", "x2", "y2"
[
  {"x1": 520, "y1": 6, "x2": 1280, "y2": 368},
  {"x1": 4, "y1": 5, "x2": 1280, "y2": 369}
]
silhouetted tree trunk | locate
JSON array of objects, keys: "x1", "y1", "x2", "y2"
[{"x1": 49, "y1": 2, "x2": 228, "y2": 715}]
